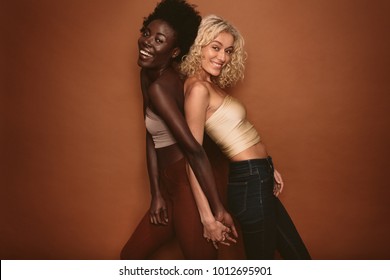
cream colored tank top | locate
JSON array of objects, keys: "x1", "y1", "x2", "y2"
[
  {"x1": 205, "y1": 95, "x2": 260, "y2": 158},
  {"x1": 145, "y1": 107, "x2": 177, "y2": 148}
]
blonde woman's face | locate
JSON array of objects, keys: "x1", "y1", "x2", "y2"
[{"x1": 200, "y1": 32, "x2": 234, "y2": 77}]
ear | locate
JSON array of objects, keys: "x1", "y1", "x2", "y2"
[{"x1": 172, "y1": 47, "x2": 181, "y2": 58}]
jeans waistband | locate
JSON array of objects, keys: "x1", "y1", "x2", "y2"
[{"x1": 229, "y1": 157, "x2": 274, "y2": 174}]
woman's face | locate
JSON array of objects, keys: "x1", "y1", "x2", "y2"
[
  {"x1": 200, "y1": 31, "x2": 234, "y2": 77},
  {"x1": 138, "y1": 19, "x2": 179, "y2": 69}
]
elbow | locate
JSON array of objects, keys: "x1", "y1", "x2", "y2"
[{"x1": 185, "y1": 142, "x2": 205, "y2": 161}]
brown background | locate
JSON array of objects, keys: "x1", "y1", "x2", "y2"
[{"x1": 1, "y1": 0, "x2": 389, "y2": 260}]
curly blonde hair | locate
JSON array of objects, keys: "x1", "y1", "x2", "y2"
[{"x1": 180, "y1": 14, "x2": 247, "y2": 88}]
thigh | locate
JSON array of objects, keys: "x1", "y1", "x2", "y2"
[
  {"x1": 174, "y1": 201, "x2": 217, "y2": 259},
  {"x1": 227, "y1": 168, "x2": 275, "y2": 225},
  {"x1": 227, "y1": 167, "x2": 276, "y2": 259},
  {"x1": 240, "y1": 219, "x2": 276, "y2": 259},
  {"x1": 120, "y1": 203, "x2": 175, "y2": 260},
  {"x1": 163, "y1": 159, "x2": 217, "y2": 259}
]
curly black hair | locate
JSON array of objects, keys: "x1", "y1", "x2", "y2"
[{"x1": 142, "y1": 0, "x2": 201, "y2": 62}]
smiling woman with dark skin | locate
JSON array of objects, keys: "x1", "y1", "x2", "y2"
[{"x1": 120, "y1": 0, "x2": 237, "y2": 260}]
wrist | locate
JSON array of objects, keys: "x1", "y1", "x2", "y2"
[
  {"x1": 213, "y1": 207, "x2": 226, "y2": 220},
  {"x1": 201, "y1": 216, "x2": 216, "y2": 225},
  {"x1": 210, "y1": 201, "x2": 225, "y2": 215},
  {"x1": 151, "y1": 191, "x2": 163, "y2": 198}
]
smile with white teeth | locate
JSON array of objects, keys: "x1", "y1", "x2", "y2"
[
  {"x1": 140, "y1": 49, "x2": 153, "y2": 58},
  {"x1": 211, "y1": 61, "x2": 223, "y2": 68}
]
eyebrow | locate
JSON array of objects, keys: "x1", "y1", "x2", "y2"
[
  {"x1": 142, "y1": 27, "x2": 167, "y2": 38},
  {"x1": 211, "y1": 40, "x2": 223, "y2": 46},
  {"x1": 211, "y1": 40, "x2": 234, "y2": 49},
  {"x1": 156, "y1": 32, "x2": 167, "y2": 38}
]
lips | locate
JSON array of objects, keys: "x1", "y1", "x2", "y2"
[
  {"x1": 211, "y1": 61, "x2": 223, "y2": 69},
  {"x1": 139, "y1": 49, "x2": 153, "y2": 59},
  {"x1": 209, "y1": 60, "x2": 224, "y2": 74}
]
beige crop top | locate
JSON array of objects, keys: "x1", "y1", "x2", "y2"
[
  {"x1": 205, "y1": 95, "x2": 260, "y2": 158},
  {"x1": 145, "y1": 107, "x2": 177, "y2": 148}
]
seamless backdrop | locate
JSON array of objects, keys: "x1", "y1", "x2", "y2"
[{"x1": 1, "y1": 0, "x2": 389, "y2": 259}]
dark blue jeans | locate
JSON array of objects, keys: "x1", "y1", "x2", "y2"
[{"x1": 227, "y1": 157, "x2": 311, "y2": 259}]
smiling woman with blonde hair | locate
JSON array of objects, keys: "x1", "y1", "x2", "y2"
[
  {"x1": 181, "y1": 14, "x2": 311, "y2": 259},
  {"x1": 181, "y1": 15, "x2": 246, "y2": 89}
]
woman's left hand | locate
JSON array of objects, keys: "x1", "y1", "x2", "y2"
[
  {"x1": 203, "y1": 219, "x2": 235, "y2": 249},
  {"x1": 273, "y1": 169, "x2": 284, "y2": 197}
]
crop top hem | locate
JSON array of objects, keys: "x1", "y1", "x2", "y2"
[
  {"x1": 145, "y1": 107, "x2": 177, "y2": 148},
  {"x1": 205, "y1": 95, "x2": 261, "y2": 159}
]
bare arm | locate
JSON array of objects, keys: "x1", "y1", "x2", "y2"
[
  {"x1": 184, "y1": 83, "x2": 238, "y2": 240},
  {"x1": 141, "y1": 69, "x2": 168, "y2": 225},
  {"x1": 183, "y1": 83, "x2": 215, "y2": 223},
  {"x1": 146, "y1": 131, "x2": 168, "y2": 225},
  {"x1": 181, "y1": 85, "x2": 231, "y2": 244},
  {"x1": 148, "y1": 81, "x2": 226, "y2": 216}
]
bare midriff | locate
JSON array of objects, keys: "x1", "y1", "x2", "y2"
[
  {"x1": 156, "y1": 141, "x2": 268, "y2": 168},
  {"x1": 229, "y1": 142, "x2": 269, "y2": 162}
]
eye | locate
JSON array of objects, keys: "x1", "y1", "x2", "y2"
[
  {"x1": 155, "y1": 38, "x2": 164, "y2": 43},
  {"x1": 140, "y1": 28, "x2": 149, "y2": 37},
  {"x1": 225, "y1": 49, "x2": 233, "y2": 55},
  {"x1": 212, "y1": 46, "x2": 220, "y2": 51}
]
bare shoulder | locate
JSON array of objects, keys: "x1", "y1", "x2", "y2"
[
  {"x1": 184, "y1": 76, "x2": 210, "y2": 99},
  {"x1": 149, "y1": 70, "x2": 183, "y2": 101}
]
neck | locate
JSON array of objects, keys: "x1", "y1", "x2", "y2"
[
  {"x1": 195, "y1": 68, "x2": 213, "y2": 83},
  {"x1": 143, "y1": 65, "x2": 172, "y2": 82}
]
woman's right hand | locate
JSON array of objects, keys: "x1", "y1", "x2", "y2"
[
  {"x1": 149, "y1": 195, "x2": 168, "y2": 225},
  {"x1": 203, "y1": 219, "x2": 236, "y2": 249}
]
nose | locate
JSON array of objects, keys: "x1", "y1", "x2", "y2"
[
  {"x1": 142, "y1": 37, "x2": 152, "y2": 48},
  {"x1": 217, "y1": 50, "x2": 226, "y2": 62}
]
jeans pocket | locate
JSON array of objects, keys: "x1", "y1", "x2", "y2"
[{"x1": 227, "y1": 181, "x2": 248, "y2": 218}]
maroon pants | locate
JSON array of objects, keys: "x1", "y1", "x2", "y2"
[{"x1": 120, "y1": 157, "x2": 217, "y2": 259}]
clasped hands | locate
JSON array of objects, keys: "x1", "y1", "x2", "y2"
[
  {"x1": 203, "y1": 210, "x2": 238, "y2": 249},
  {"x1": 204, "y1": 169, "x2": 285, "y2": 249},
  {"x1": 148, "y1": 197, "x2": 237, "y2": 249}
]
